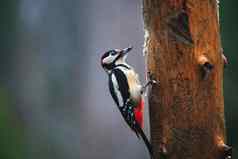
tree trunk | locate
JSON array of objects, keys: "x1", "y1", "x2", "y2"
[{"x1": 143, "y1": 0, "x2": 231, "y2": 159}]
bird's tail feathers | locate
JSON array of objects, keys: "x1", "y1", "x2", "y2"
[{"x1": 135, "y1": 123, "x2": 153, "y2": 157}]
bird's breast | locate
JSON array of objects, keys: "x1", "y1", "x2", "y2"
[{"x1": 126, "y1": 70, "x2": 142, "y2": 103}]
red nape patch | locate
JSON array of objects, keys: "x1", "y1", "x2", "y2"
[{"x1": 134, "y1": 99, "x2": 144, "y2": 128}]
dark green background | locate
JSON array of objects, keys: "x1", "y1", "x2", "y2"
[
  {"x1": 221, "y1": 0, "x2": 238, "y2": 157},
  {"x1": 0, "y1": 0, "x2": 237, "y2": 159}
]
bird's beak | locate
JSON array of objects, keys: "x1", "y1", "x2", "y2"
[{"x1": 120, "y1": 46, "x2": 133, "y2": 56}]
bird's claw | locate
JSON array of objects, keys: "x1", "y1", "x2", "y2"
[{"x1": 147, "y1": 71, "x2": 158, "y2": 85}]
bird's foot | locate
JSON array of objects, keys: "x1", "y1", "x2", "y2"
[{"x1": 141, "y1": 72, "x2": 158, "y2": 94}]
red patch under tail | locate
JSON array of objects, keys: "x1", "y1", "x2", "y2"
[{"x1": 134, "y1": 99, "x2": 144, "y2": 128}]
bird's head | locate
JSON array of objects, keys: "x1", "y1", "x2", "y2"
[{"x1": 101, "y1": 46, "x2": 132, "y2": 72}]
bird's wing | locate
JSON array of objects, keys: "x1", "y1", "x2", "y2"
[
  {"x1": 109, "y1": 69, "x2": 139, "y2": 131},
  {"x1": 109, "y1": 68, "x2": 130, "y2": 107}
]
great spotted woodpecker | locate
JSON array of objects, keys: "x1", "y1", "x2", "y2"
[{"x1": 101, "y1": 46, "x2": 154, "y2": 156}]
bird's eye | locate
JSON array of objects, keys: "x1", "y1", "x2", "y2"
[{"x1": 110, "y1": 51, "x2": 117, "y2": 56}]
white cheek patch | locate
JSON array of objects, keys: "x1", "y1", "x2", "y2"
[
  {"x1": 102, "y1": 54, "x2": 116, "y2": 64},
  {"x1": 111, "y1": 73, "x2": 123, "y2": 107}
]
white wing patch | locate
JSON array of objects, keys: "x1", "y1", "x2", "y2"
[{"x1": 111, "y1": 73, "x2": 124, "y2": 107}]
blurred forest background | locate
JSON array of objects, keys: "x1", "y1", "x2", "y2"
[{"x1": 0, "y1": 0, "x2": 237, "y2": 159}]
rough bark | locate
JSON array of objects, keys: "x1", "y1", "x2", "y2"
[{"x1": 143, "y1": 0, "x2": 231, "y2": 159}]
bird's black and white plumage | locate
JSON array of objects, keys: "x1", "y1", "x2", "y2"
[{"x1": 101, "y1": 47, "x2": 153, "y2": 156}]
